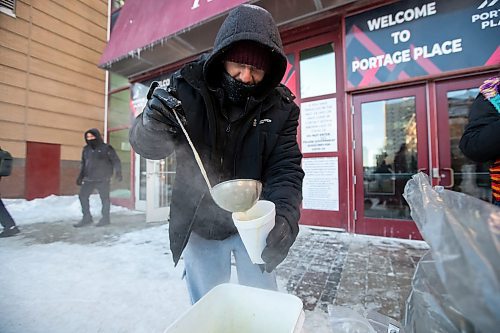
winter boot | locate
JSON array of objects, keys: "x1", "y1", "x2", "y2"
[
  {"x1": 0, "y1": 226, "x2": 20, "y2": 238},
  {"x1": 95, "y1": 217, "x2": 110, "y2": 227},
  {"x1": 73, "y1": 216, "x2": 93, "y2": 228}
]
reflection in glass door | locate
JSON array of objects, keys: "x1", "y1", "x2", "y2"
[
  {"x1": 134, "y1": 155, "x2": 147, "y2": 211},
  {"x1": 436, "y1": 76, "x2": 492, "y2": 203},
  {"x1": 145, "y1": 155, "x2": 176, "y2": 223},
  {"x1": 353, "y1": 86, "x2": 427, "y2": 239},
  {"x1": 109, "y1": 129, "x2": 132, "y2": 201},
  {"x1": 361, "y1": 98, "x2": 418, "y2": 220}
]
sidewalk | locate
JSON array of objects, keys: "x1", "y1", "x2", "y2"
[
  {"x1": 8, "y1": 212, "x2": 429, "y2": 330},
  {"x1": 279, "y1": 227, "x2": 428, "y2": 321}
]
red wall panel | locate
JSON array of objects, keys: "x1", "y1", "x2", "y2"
[{"x1": 25, "y1": 142, "x2": 61, "y2": 200}]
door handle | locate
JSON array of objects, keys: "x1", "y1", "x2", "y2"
[{"x1": 439, "y1": 168, "x2": 455, "y2": 188}]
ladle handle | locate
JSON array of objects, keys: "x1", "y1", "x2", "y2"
[{"x1": 171, "y1": 109, "x2": 212, "y2": 190}]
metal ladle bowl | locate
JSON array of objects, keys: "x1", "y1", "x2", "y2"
[
  {"x1": 210, "y1": 179, "x2": 262, "y2": 213},
  {"x1": 165, "y1": 100, "x2": 262, "y2": 213}
]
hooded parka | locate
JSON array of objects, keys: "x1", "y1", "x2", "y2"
[
  {"x1": 129, "y1": 5, "x2": 304, "y2": 265},
  {"x1": 78, "y1": 128, "x2": 122, "y2": 183}
]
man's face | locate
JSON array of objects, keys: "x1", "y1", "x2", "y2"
[
  {"x1": 86, "y1": 133, "x2": 96, "y2": 141},
  {"x1": 224, "y1": 61, "x2": 265, "y2": 85}
]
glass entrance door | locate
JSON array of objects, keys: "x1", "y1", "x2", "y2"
[
  {"x1": 353, "y1": 86, "x2": 428, "y2": 239},
  {"x1": 145, "y1": 156, "x2": 176, "y2": 223},
  {"x1": 435, "y1": 75, "x2": 493, "y2": 203},
  {"x1": 134, "y1": 154, "x2": 147, "y2": 211}
]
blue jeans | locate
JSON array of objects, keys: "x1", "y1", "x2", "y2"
[
  {"x1": 494, "y1": 200, "x2": 500, "y2": 207},
  {"x1": 182, "y1": 231, "x2": 277, "y2": 304}
]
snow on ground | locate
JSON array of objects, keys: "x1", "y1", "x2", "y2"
[
  {"x1": 4, "y1": 194, "x2": 140, "y2": 225},
  {"x1": 0, "y1": 195, "x2": 308, "y2": 332},
  {"x1": 0, "y1": 224, "x2": 190, "y2": 333},
  {"x1": 0, "y1": 195, "x2": 424, "y2": 332},
  {"x1": 338, "y1": 231, "x2": 429, "y2": 250},
  {"x1": 1, "y1": 195, "x2": 190, "y2": 332}
]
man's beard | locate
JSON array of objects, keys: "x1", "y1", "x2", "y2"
[{"x1": 220, "y1": 71, "x2": 258, "y2": 105}]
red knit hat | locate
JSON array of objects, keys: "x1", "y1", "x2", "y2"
[{"x1": 223, "y1": 41, "x2": 271, "y2": 72}]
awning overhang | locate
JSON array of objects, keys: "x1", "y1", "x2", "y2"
[{"x1": 99, "y1": 0, "x2": 361, "y2": 78}]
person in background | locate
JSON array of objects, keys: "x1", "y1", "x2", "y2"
[
  {"x1": 75, "y1": 128, "x2": 122, "y2": 227},
  {"x1": 129, "y1": 4, "x2": 304, "y2": 303},
  {"x1": 459, "y1": 75, "x2": 500, "y2": 207},
  {"x1": 0, "y1": 146, "x2": 20, "y2": 238}
]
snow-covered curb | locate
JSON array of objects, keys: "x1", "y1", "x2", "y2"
[{"x1": 3, "y1": 194, "x2": 141, "y2": 226}]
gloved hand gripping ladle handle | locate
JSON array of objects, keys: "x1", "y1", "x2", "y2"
[{"x1": 156, "y1": 93, "x2": 212, "y2": 191}]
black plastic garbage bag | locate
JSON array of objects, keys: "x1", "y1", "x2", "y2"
[{"x1": 403, "y1": 172, "x2": 500, "y2": 333}]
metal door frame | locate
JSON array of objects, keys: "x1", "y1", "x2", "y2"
[{"x1": 352, "y1": 85, "x2": 428, "y2": 239}]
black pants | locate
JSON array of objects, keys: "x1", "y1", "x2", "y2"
[
  {"x1": 79, "y1": 181, "x2": 110, "y2": 221},
  {"x1": 0, "y1": 198, "x2": 16, "y2": 229}
]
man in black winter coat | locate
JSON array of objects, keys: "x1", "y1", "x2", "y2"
[
  {"x1": 75, "y1": 128, "x2": 122, "y2": 227},
  {"x1": 129, "y1": 4, "x2": 304, "y2": 303}
]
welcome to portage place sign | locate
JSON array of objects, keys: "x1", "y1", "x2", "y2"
[{"x1": 345, "y1": 0, "x2": 500, "y2": 88}]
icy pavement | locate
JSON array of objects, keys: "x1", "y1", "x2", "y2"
[
  {"x1": 280, "y1": 228, "x2": 429, "y2": 321},
  {"x1": 0, "y1": 196, "x2": 429, "y2": 333}
]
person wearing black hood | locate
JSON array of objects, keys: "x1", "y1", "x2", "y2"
[
  {"x1": 129, "y1": 4, "x2": 304, "y2": 303},
  {"x1": 75, "y1": 128, "x2": 122, "y2": 227}
]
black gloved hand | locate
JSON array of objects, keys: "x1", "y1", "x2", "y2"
[
  {"x1": 142, "y1": 82, "x2": 186, "y2": 134},
  {"x1": 261, "y1": 215, "x2": 296, "y2": 273},
  {"x1": 115, "y1": 172, "x2": 123, "y2": 182},
  {"x1": 76, "y1": 176, "x2": 83, "y2": 186}
]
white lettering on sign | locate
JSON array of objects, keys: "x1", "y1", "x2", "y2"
[
  {"x1": 351, "y1": 39, "x2": 462, "y2": 72},
  {"x1": 391, "y1": 29, "x2": 411, "y2": 44},
  {"x1": 352, "y1": 49, "x2": 412, "y2": 72},
  {"x1": 471, "y1": 9, "x2": 500, "y2": 29},
  {"x1": 192, "y1": 0, "x2": 214, "y2": 10},
  {"x1": 367, "y1": 2, "x2": 437, "y2": 31},
  {"x1": 413, "y1": 39, "x2": 462, "y2": 59}
]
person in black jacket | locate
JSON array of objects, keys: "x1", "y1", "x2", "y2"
[
  {"x1": 129, "y1": 4, "x2": 304, "y2": 303},
  {"x1": 0, "y1": 147, "x2": 19, "y2": 238},
  {"x1": 459, "y1": 75, "x2": 500, "y2": 206},
  {"x1": 75, "y1": 128, "x2": 122, "y2": 227}
]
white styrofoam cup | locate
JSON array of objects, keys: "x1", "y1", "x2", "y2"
[{"x1": 232, "y1": 200, "x2": 275, "y2": 264}]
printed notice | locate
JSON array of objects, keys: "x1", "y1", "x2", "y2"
[
  {"x1": 302, "y1": 157, "x2": 339, "y2": 211},
  {"x1": 301, "y1": 98, "x2": 338, "y2": 153}
]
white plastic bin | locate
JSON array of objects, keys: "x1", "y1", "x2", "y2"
[{"x1": 164, "y1": 283, "x2": 305, "y2": 333}]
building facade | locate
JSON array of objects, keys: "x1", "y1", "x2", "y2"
[
  {"x1": 0, "y1": 0, "x2": 109, "y2": 199},
  {"x1": 100, "y1": 0, "x2": 499, "y2": 238}
]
